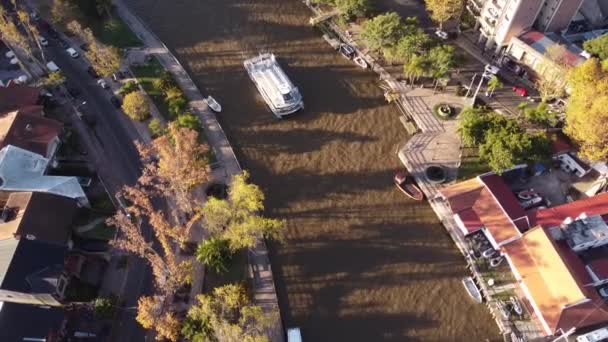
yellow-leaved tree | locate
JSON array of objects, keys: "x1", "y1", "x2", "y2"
[
  {"x1": 564, "y1": 58, "x2": 608, "y2": 161},
  {"x1": 122, "y1": 92, "x2": 150, "y2": 121},
  {"x1": 424, "y1": 0, "x2": 463, "y2": 29}
]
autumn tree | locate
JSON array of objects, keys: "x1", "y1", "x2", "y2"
[
  {"x1": 16, "y1": 10, "x2": 46, "y2": 62},
  {"x1": 136, "y1": 296, "x2": 181, "y2": 342},
  {"x1": 535, "y1": 44, "x2": 570, "y2": 101},
  {"x1": 202, "y1": 171, "x2": 284, "y2": 251},
  {"x1": 424, "y1": 0, "x2": 463, "y2": 29},
  {"x1": 0, "y1": 8, "x2": 32, "y2": 59},
  {"x1": 151, "y1": 123, "x2": 210, "y2": 212},
  {"x1": 50, "y1": 0, "x2": 80, "y2": 28},
  {"x1": 361, "y1": 12, "x2": 403, "y2": 53},
  {"x1": 564, "y1": 58, "x2": 608, "y2": 161},
  {"x1": 183, "y1": 284, "x2": 278, "y2": 342},
  {"x1": 66, "y1": 21, "x2": 121, "y2": 76},
  {"x1": 122, "y1": 92, "x2": 150, "y2": 121},
  {"x1": 41, "y1": 71, "x2": 66, "y2": 88}
]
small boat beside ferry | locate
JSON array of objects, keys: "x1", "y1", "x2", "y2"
[
  {"x1": 206, "y1": 96, "x2": 221, "y2": 113},
  {"x1": 244, "y1": 53, "x2": 304, "y2": 118},
  {"x1": 354, "y1": 56, "x2": 368, "y2": 69},
  {"x1": 462, "y1": 276, "x2": 483, "y2": 303}
]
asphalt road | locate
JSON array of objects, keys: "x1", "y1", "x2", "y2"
[{"x1": 43, "y1": 37, "x2": 153, "y2": 342}]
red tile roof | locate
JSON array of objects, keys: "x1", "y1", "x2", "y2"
[
  {"x1": 530, "y1": 193, "x2": 608, "y2": 228},
  {"x1": 0, "y1": 84, "x2": 39, "y2": 112},
  {"x1": 480, "y1": 174, "x2": 528, "y2": 225},
  {"x1": 503, "y1": 227, "x2": 608, "y2": 334},
  {"x1": 441, "y1": 176, "x2": 522, "y2": 244},
  {"x1": 0, "y1": 108, "x2": 62, "y2": 157},
  {"x1": 455, "y1": 208, "x2": 483, "y2": 234}
]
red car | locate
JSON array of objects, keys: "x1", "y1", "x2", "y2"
[{"x1": 512, "y1": 86, "x2": 528, "y2": 97}]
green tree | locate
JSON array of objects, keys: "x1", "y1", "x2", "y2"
[
  {"x1": 122, "y1": 92, "x2": 150, "y2": 121},
  {"x1": 41, "y1": 71, "x2": 66, "y2": 88},
  {"x1": 485, "y1": 75, "x2": 503, "y2": 97},
  {"x1": 361, "y1": 12, "x2": 403, "y2": 53},
  {"x1": 335, "y1": 0, "x2": 370, "y2": 21},
  {"x1": 458, "y1": 107, "x2": 494, "y2": 146},
  {"x1": 202, "y1": 171, "x2": 284, "y2": 251},
  {"x1": 524, "y1": 102, "x2": 557, "y2": 128},
  {"x1": 583, "y1": 33, "x2": 608, "y2": 61},
  {"x1": 403, "y1": 54, "x2": 427, "y2": 85},
  {"x1": 94, "y1": 297, "x2": 116, "y2": 319},
  {"x1": 424, "y1": 0, "x2": 463, "y2": 29},
  {"x1": 389, "y1": 28, "x2": 431, "y2": 63},
  {"x1": 154, "y1": 71, "x2": 177, "y2": 94},
  {"x1": 564, "y1": 58, "x2": 608, "y2": 161},
  {"x1": 426, "y1": 44, "x2": 455, "y2": 87},
  {"x1": 196, "y1": 237, "x2": 232, "y2": 274},
  {"x1": 175, "y1": 113, "x2": 201, "y2": 132},
  {"x1": 480, "y1": 129, "x2": 550, "y2": 173},
  {"x1": 148, "y1": 118, "x2": 166, "y2": 138},
  {"x1": 119, "y1": 80, "x2": 138, "y2": 96}
]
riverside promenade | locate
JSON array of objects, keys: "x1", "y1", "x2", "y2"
[
  {"x1": 114, "y1": 1, "x2": 284, "y2": 341},
  {"x1": 302, "y1": 4, "x2": 545, "y2": 340}
]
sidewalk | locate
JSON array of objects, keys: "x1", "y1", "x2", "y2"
[{"x1": 114, "y1": 1, "x2": 284, "y2": 341}]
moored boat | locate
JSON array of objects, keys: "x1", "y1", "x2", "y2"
[
  {"x1": 510, "y1": 296, "x2": 523, "y2": 315},
  {"x1": 462, "y1": 276, "x2": 483, "y2": 303},
  {"x1": 339, "y1": 43, "x2": 355, "y2": 59},
  {"x1": 354, "y1": 56, "x2": 368, "y2": 69},
  {"x1": 244, "y1": 53, "x2": 304, "y2": 118},
  {"x1": 394, "y1": 171, "x2": 423, "y2": 201},
  {"x1": 207, "y1": 96, "x2": 221, "y2": 113}
]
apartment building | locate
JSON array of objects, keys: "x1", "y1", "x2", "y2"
[{"x1": 470, "y1": 0, "x2": 584, "y2": 53}]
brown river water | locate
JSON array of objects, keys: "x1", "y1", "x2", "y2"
[{"x1": 125, "y1": 0, "x2": 499, "y2": 340}]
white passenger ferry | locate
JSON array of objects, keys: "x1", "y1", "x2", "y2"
[{"x1": 244, "y1": 53, "x2": 303, "y2": 118}]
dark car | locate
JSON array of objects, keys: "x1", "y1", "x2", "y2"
[
  {"x1": 110, "y1": 96, "x2": 122, "y2": 108},
  {"x1": 57, "y1": 38, "x2": 69, "y2": 48},
  {"x1": 86, "y1": 66, "x2": 99, "y2": 78},
  {"x1": 66, "y1": 86, "x2": 80, "y2": 98},
  {"x1": 47, "y1": 27, "x2": 59, "y2": 39}
]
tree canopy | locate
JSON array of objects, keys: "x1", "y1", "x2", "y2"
[
  {"x1": 458, "y1": 107, "x2": 551, "y2": 173},
  {"x1": 196, "y1": 237, "x2": 232, "y2": 274},
  {"x1": 564, "y1": 58, "x2": 608, "y2": 161},
  {"x1": 424, "y1": 0, "x2": 463, "y2": 29},
  {"x1": 182, "y1": 283, "x2": 278, "y2": 342},
  {"x1": 335, "y1": 0, "x2": 370, "y2": 21},
  {"x1": 122, "y1": 92, "x2": 150, "y2": 121},
  {"x1": 361, "y1": 12, "x2": 403, "y2": 52},
  {"x1": 202, "y1": 171, "x2": 284, "y2": 251},
  {"x1": 523, "y1": 102, "x2": 558, "y2": 128},
  {"x1": 583, "y1": 33, "x2": 608, "y2": 61}
]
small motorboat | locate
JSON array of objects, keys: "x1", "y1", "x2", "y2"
[
  {"x1": 207, "y1": 96, "x2": 221, "y2": 113},
  {"x1": 394, "y1": 171, "x2": 423, "y2": 201},
  {"x1": 353, "y1": 56, "x2": 368, "y2": 69},
  {"x1": 462, "y1": 276, "x2": 483, "y2": 303},
  {"x1": 510, "y1": 296, "x2": 523, "y2": 316},
  {"x1": 339, "y1": 43, "x2": 355, "y2": 59}
]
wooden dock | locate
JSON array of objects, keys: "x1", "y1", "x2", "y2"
[{"x1": 309, "y1": 9, "x2": 339, "y2": 25}]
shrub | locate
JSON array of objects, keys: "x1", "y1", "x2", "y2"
[
  {"x1": 119, "y1": 80, "x2": 138, "y2": 96},
  {"x1": 196, "y1": 238, "x2": 232, "y2": 274},
  {"x1": 148, "y1": 118, "x2": 166, "y2": 138},
  {"x1": 175, "y1": 113, "x2": 201, "y2": 132},
  {"x1": 122, "y1": 92, "x2": 150, "y2": 121}
]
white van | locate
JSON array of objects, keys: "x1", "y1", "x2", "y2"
[
  {"x1": 287, "y1": 327, "x2": 302, "y2": 342},
  {"x1": 46, "y1": 61, "x2": 60, "y2": 72},
  {"x1": 577, "y1": 327, "x2": 608, "y2": 342}
]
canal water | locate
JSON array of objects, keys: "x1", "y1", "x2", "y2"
[{"x1": 125, "y1": 0, "x2": 500, "y2": 340}]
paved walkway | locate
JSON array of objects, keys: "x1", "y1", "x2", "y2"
[{"x1": 114, "y1": 1, "x2": 284, "y2": 341}]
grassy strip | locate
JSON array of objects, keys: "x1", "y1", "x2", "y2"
[
  {"x1": 131, "y1": 59, "x2": 173, "y2": 120},
  {"x1": 90, "y1": 16, "x2": 142, "y2": 48}
]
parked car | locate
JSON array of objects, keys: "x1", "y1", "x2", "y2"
[
  {"x1": 483, "y1": 64, "x2": 500, "y2": 79},
  {"x1": 110, "y1": 96, "x2": 122, "y2": 108},
  {"x1": 97, "y1": 79, "x2": 109, "y2": 89},
  {"x1": 46, "y1": 61, "x2": 60, "y2": 72},
  {"x1": 512, "y1": 85, "x2": 528, "y2": 96},
  {"x1": 435, "y1": 30, "x2": 448, "y2": 40},
  {"x1": 5, "y1": 50, "x2": 14, "y2": 59},
  {"x1": 57, "y1": 38, "x2": 69, "y2": 48},
  {"x1": 66, "y1": 47, "x2": 79, "y2": 58},
  {"x1": 38, "y1": 36, "x2": 48, "y2": 47},
  {"x1": 66, "y1": 85, "x2": 80, "y2": 97},
  {"x1": 87, "y1": 66, "x2": 99, "y2": 78},
  {"x1": 519, "y1": 196, "x2": 543, "y2": 209}
]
